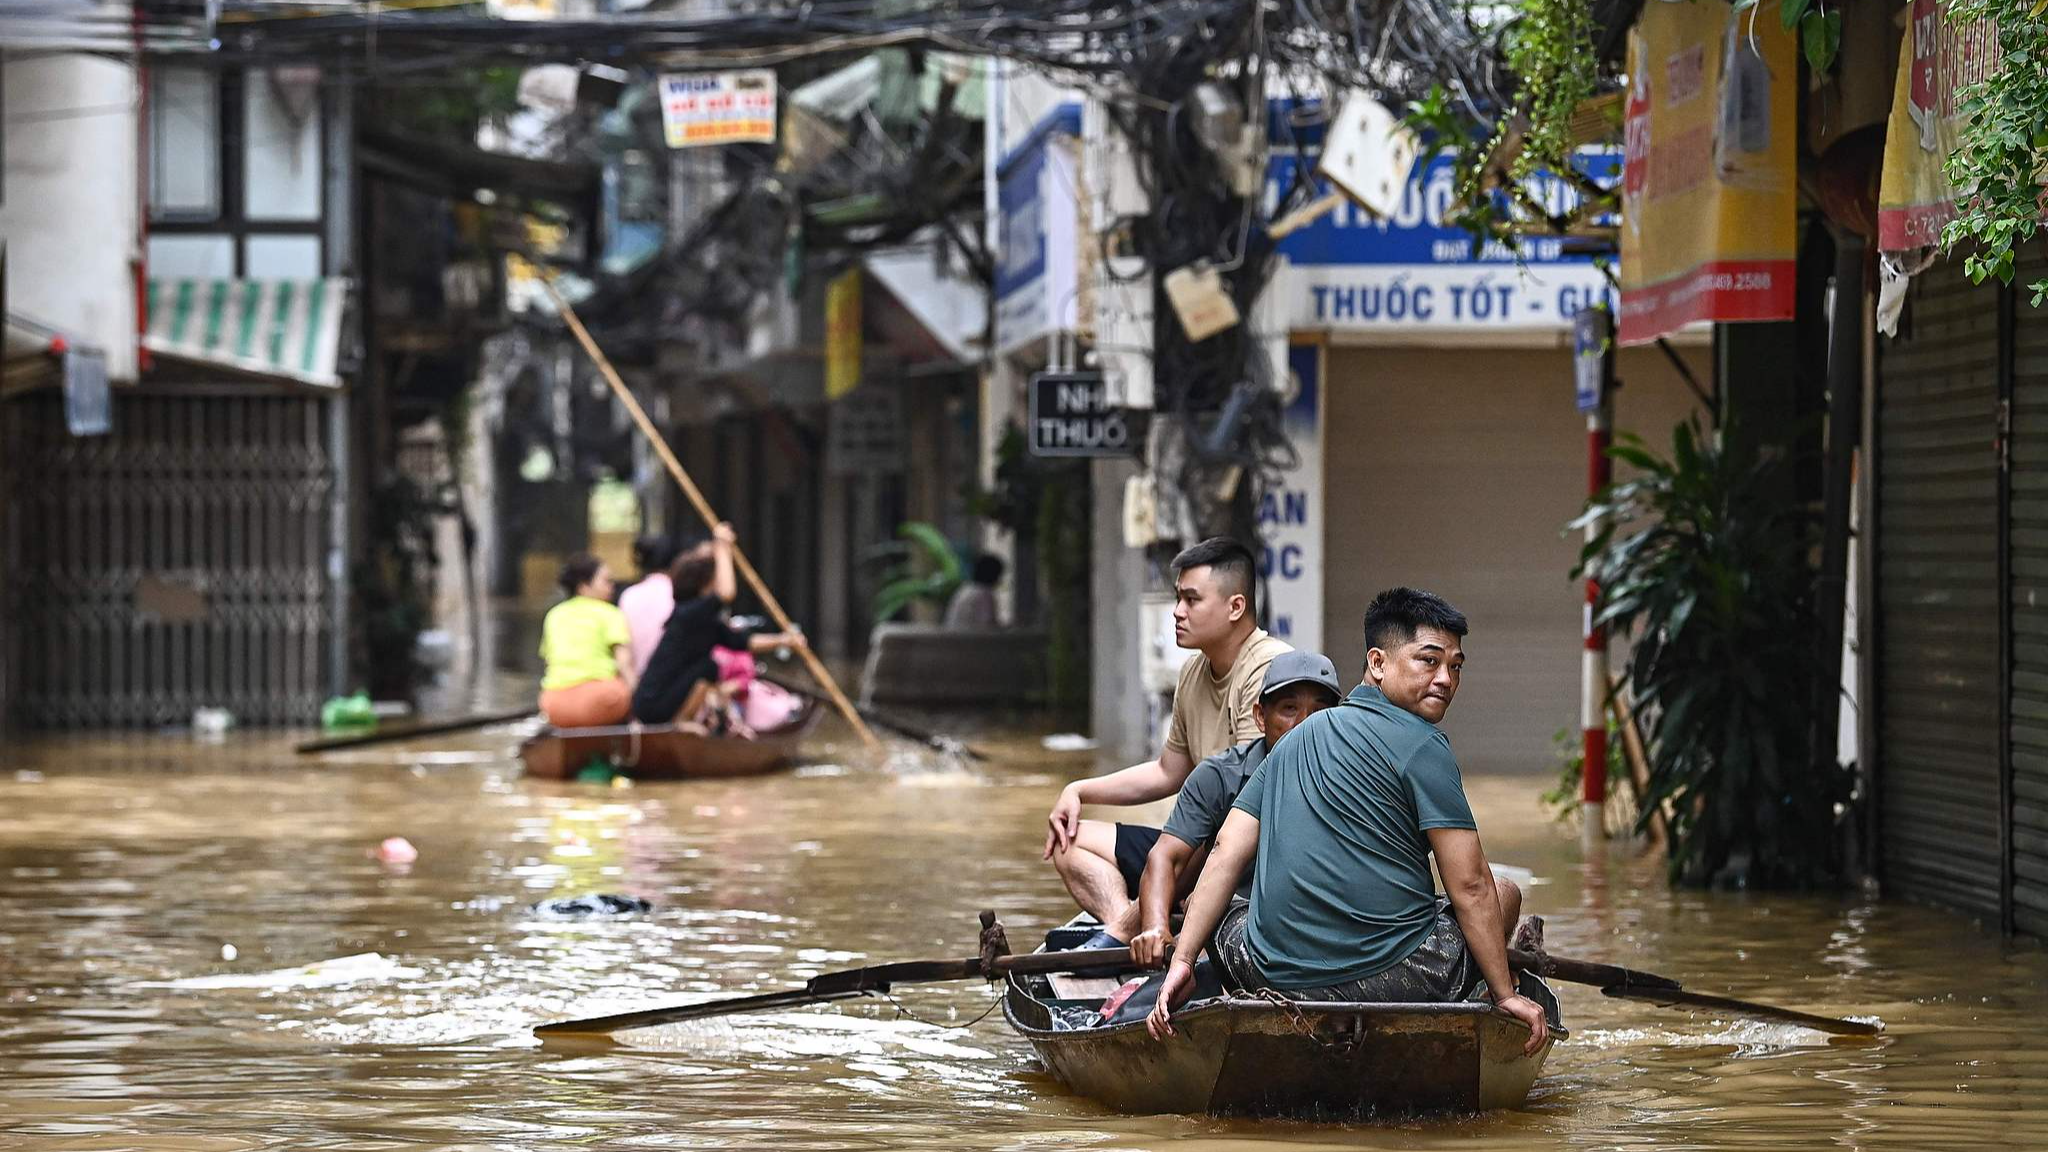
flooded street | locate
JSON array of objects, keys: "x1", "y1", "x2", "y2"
[{"x1": 2, "y1": 719, "x2": 2044, "y2": 1151}]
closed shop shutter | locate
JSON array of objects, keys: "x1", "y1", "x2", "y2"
[
  {"x1": 2009, "y1": 247, "x2": 2048, "y2": 936},
  {"x1": 0, "y1": 388, "x2": 339, "y2": 727},
  {"x1": 1319, "y1": 344, "x2": 1709, "y2": 773},
  {"x1": 1877, "y1": 257, "x2": 2003, "y2": 919}
]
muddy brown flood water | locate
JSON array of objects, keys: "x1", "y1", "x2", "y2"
[{"x1": 1, "y1": 719, "x2": 2044, "y2": 1150}]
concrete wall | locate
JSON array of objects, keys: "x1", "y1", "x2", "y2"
[
  {"x1": 0, "y1": 55, "x2": 139, "y2": 381},
  {"x1": 1321, "y1": 341, "x2": 1712, "y2": 774}
]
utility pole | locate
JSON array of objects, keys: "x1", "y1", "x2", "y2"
[{"x1": 1574, "y1": 305, "x2": 1616, "y2": 844}]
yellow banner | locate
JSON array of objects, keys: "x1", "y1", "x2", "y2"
[
  {"x1": 1619, "y1": 0, "x2": 1798, "y2": 344},
  {"x1": 1877, "y1": 0, "x2": 2001, "y2": 251},
  {"x1": 825, "y1": 268, "x2": 862, "y2": 400}
]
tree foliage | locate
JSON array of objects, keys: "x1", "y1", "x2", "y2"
[
  {"x1": 1941, "y1": 0, "x2": 2048, "y2": 305},
  {"x1": 1500, "y1": 0, "x2": 1601, "y2": 182}
]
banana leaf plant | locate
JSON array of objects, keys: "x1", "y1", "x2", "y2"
[
  {"x1": 869, "y1": 521, "x2": 966, "y2": 625},
  {"x1": 1571, "y1": 419, "x2": 1854, "y2": 888}
]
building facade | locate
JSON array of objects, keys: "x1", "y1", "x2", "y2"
[{"x1": 1, "y1": 54, "x2": 354, "y2": 727}]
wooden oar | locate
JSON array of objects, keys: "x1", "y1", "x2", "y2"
[
  {"x1": 544, "y1": 278, "x2": 880, "y2": 751},
  {"x1": 535, "y1": 946, "x2": 1135, "y2": 1036},
  {"x1": 295, "y1": 708, "x2": 537, "y2": 754},
  {"x1": 1507, "y1": 946, "x2": 1881, "y2": 1037}
]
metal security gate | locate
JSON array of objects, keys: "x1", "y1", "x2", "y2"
[
  {"x1": 1875, "y1": 257, "x2": 2005, "y2": 921},
  {"x1": 2009, "y1": 247, "x2": 2048, "y2": 936},
  {"x1": 0, "y1": 387, "x2": 339, "y2": 727}
]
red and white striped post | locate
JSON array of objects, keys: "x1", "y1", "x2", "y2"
[{"x1": 1573, "y1": 305, "x2": 1616, "y2": 843}]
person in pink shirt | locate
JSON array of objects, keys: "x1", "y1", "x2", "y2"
[{"x1": 619, "y1": 535, "x2": 682, "y2": 680}]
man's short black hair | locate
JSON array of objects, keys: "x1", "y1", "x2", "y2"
[
  {"x1": 1363, "y1": 587, "x2": 1469, "y2": 653},
  {"x1": 1171, "y1": 536, "x2": 1257, "y2": 617},
  {"x1": 971, "y1": 554, "x2": 1006, "y2": 586}
]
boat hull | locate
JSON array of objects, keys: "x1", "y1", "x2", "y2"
[
  {"x1": 519, "y1": 702, "x2": 817, "y2": 781},
  {"x1": 1005, "y1": 971, "x2": 1561, "y2": 1117}
]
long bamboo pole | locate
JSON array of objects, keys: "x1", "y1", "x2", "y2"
[{"x1": 543, "y1": 279, "x2": 880, "y2": 750}]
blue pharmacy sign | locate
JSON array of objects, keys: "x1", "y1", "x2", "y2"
[
  {"x1": 1259, "y1": 343, "x2": 1322, "y2": 652},
  {"x1": 1267, "y1": 148, "x2": 1621, "y2": 335}
]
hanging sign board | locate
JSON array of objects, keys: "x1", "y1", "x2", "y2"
[
  {"x1": 1572, "y1": 306, "x2": 1612, "y2": 413},
  {"x1": 1029, "y1": 371, "x2": 1143, "y2": 457},
  {"x1": 1877, "y1": 0, "x2": 2001, "y2": 252},
  {"x1": 825, "y1": 268, "x2": 862, "y2": 400},
  {"x1": 995, "y1": 107, "x2": 1082, "y2": 353},
  {"x1": 63, "y1": 346, "x2": 111, "y2": 437},
  {"x1": 658, "y1": 71, "x2": 778, "y2": 148},
  {"x1": 1618, "y1": 0, "x2": 1797, "y2": 345}
]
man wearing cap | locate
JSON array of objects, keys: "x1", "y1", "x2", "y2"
[{"x1": 1119, "y1": 651, "x2": 1344, "y2": 967}]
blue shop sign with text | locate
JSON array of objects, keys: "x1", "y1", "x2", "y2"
[{"x1": 1268, "y1": 148, "x2": 1621, "y2": 333}]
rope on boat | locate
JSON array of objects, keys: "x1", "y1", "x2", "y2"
[{"x1": 881, "y1": 987, "x2": 1005, "y2": 1031}]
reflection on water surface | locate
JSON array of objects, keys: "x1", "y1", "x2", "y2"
[{"x1": 1, "y1": 722, "x2": 2043, "y2": 1150}]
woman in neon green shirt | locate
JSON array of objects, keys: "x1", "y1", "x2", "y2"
[{"x1": 538, "y1": 554, "x2": 637, "y2": 728}]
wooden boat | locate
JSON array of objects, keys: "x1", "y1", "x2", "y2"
[
  {"x1": 519, "y1": 700, "x2": 818, "y2": 781},
  {"x1": 1003, "y1": 922, "x2": 1566, "y2": 1117}
]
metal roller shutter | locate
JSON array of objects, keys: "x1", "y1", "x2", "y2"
[
  {"x1": 1877, "y1": 256, "x2": 2004, "y2": 920},
  {"x1": 0, "y1": 388, "x2": 339, "y2": 727},
  {"x1": 2009, "y1": 247, "x2": 2048, "y2": 936}
]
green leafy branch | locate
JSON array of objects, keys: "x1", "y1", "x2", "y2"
[
  {"x1": 1734, "y1": 0, "x2": 1842, "y2": 73},
  {"x1": 1941, "y1": 0, "x2": 2048, "y2": 305},
  {"x1": 1502, "y1": 0, "x2": 1601, "y2": 182},
  {"x1": 1404, "y1": 0, "x2": 1607, "y2": 253}
]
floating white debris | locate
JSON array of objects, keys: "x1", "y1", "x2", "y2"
[
  {"x1": 132, "y1": 952, "x2": 423, "y2": 990},
  {"x1": 1041, "y1": 734, "x2": 1097, "y2": 752}
]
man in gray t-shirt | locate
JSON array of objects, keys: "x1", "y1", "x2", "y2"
[{"x1": 1123, "y1": 652, "x2": 1343, "y2": 968}]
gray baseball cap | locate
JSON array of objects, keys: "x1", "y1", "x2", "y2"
[{"x1": 1261, "y1": 650, "x2": 1342, "y2": 699}]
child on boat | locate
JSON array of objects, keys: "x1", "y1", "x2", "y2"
[
  {"x1": 631, "y1": 522, "x2": 802, "y2": 733},
  {"x1": 538, "y1": 554, "x2": 637, "y2": 728}
]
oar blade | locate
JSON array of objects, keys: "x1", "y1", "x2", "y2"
[{"x1": 1600, "y1": 985, "x2": 1883, "y2": 1037}]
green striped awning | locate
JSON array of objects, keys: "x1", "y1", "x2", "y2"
[{"x1": 143, "y1": 278, "x2": 349, "y2": 388}]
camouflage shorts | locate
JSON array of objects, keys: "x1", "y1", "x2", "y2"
[{"x1": 1209, "y1": 896, "x2": 1483, "y2": 1003}]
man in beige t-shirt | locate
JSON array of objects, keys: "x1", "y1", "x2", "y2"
[{"x1": 1043, "y1": 537, "x2": 1291, "y2": 946}]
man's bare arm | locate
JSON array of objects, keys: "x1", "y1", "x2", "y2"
[
  {"x1": 1044, "y1": 747, "x2": 1197, "y2": 856},
  {"x1": 1074, "y1": 746, "x2": 1197, "y2": 805},
  {"x1": 1146, "y1": 810, "x2": 1258, "y2": 1040},
  {"x1": 1167, "y1": 811, "x2": 1255, "y2": 967},
  {"x1": 1131, "y1": 833, "x2": 1198, "y2": 967},
  {"x1": 1428, "y1": 827, "x2": 1548, "y2": 1055}
]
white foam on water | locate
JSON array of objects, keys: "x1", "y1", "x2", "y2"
[
  {"x1": 130, "y1": 952, "x2": 424, "y2": 991},
  {"x1": 1574, "y1": 1017, "x2": 1852, "y2": 1055}
]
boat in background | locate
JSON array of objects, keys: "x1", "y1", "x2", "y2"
[
  {"x1": 520, "y1": 699, "x2": 818, "y2": 781},
  {"x1": 1002, "y1": 921, "x2": 1565, "y2": 1117}
]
